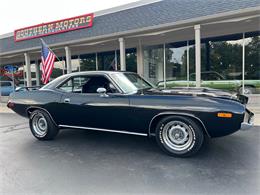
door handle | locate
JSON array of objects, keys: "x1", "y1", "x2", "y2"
[{"x1": 64, "y1": 98, "x2": 70, "y2": 103}]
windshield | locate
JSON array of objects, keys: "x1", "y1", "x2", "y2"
[{"x1": 110, "y1": 72, "x2": 155, "y2": 93}]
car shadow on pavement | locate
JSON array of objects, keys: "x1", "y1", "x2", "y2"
[
  {"x1": 25, "y1": 127, "x2": 260, "y2": 163},
  {"x1": 5, "y1": 126, "x2": 259, "y2": 194}
]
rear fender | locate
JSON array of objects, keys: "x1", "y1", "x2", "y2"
[{"x1": 27, "y1": 106, "x2": 58, "y2": 127}]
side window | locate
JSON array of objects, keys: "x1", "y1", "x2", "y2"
[
  {"x1": 58, "y1": 76, "x2": 89, "y2": 93},
  {"x1": 81, "y1": 76, "x2": 119, "y2": 94},
  {"x1": 59, "y1": 79, "x2": 73, "y2": 92},
  {"x1": 73, "y1": 77, "x2": 89, "y2": 93},
  {"x1": 58, "y1": 75, "x2": 119, "y2": 94}
]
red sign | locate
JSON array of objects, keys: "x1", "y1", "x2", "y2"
[
  {"x1": 0, "y1": 68, "x2": 23, "y2": 77},
  {"x1": 14, "y1": 13, "x2": 94, "y2": 42}
]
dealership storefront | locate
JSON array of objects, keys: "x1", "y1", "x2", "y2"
[{"x1": 0, "y1": 0, "x2": 259, "y2": 94}]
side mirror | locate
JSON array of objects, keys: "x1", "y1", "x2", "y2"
[{"x1": 97, "y1": 87, "x2": 108, "y2": 97}]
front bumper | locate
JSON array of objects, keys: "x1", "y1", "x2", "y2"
[{"x1": 241, "y1": 109, "x2": 254, "y2": 131}]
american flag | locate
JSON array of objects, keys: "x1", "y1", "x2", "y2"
[{"x1": 41, "y1": 39, "x2": 56, "y2": 84}]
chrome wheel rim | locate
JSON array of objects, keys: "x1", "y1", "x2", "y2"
[
  {"x1": 32, "y1": 113, "x2": 48, "y2": 137},
  {"x1": 244, "y1": 88, "x2": 252, "y2": 95},
  {"x1": 162, "y1": 121, "x2": 193, "y2": 151}
]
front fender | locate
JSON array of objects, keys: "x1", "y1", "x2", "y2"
[{"x1": 148, "y1": 112, "x2": 210, "y2": 137}]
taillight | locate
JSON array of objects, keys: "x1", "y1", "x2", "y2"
[{"x1": 7, "y1": 101, "x2": 15, "y2": 109}]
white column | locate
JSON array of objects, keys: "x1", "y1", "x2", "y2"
[
  {"x1": 95, "y1": 53, "x2": 98, "y2": 70},
  {"x1": 65, "y1": 46, "x2": 72, "y2": 74},
  {"x1": 114, "y1": 50, "x2": 118, "y2": 71},
  {"x1": 194, "y1": 25, "x2": 201, "y2": 88},
  {"x1": 242, "y1": 33, "x2": 245, "y2": 95},
  {"x1": 163, "y1": 43, "x2": 166, "y2": 89},
  {"x1": 24, "y1": 53, "x2": 32, "y2": 87},
  {"x1": 35, "y1": 60, "x2": 41, "y2": 86},
  {"x1": 137, "y1": 40, "x2": 144, "y2": 76},
  {"x1": 187, "y1": 41, "x2": 190, "y2": 87},
  {"x1": 119, "y1": 38, "x2": 126, "y2": 71}
]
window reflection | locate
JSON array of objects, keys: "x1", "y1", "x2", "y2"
[
  {"x1": 201, "y1": 36, "x2": 243, "y2": 93},
  {"x1": 71, "y1": 56, "x2": 80, "y2": 72},
  {"x1": 153, "y1": 32, "x2": 259, "y2": 94},
  {"x1": 126, "y1": 48, "x2": 137, "y2": 72},
  {"x1": 144, "y1": 45, "x2": 164, "y2": 85},
  {"x1": 245, "y1": 34, "x2": 260, "y2": 94},
  {"x1": 79, "y1": 54, "x2": 96, "y2": 71},
  {"x1": 98, "y1": 51, "x2": 118, "y2": 71},
  {"x1": 165, "y1": 42, "x2": 188, "y2": 88}
]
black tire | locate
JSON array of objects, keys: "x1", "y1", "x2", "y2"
[
  {"x1": 29, "y1": 109, "x2": 59, "y2": 140},
  {"x1": 155, "y1": 116, "x2": 204, "y2": 157}
]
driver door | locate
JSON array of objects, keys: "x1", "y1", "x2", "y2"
[{"x1": 56, "y1": 74, "x2": 130, "y2": 131}]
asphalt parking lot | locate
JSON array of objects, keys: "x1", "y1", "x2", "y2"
[{"x1": 0, "y1": 113, "x2": 259, "y2": 195}]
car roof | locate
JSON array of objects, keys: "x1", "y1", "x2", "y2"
[
  {"x1": 72, "y1": 70, "x2": 132, "y2": 74},
  {"x1": 66, "y1": 70, "x2": 135, "y2": 77},
  {"x1": 41, "y1": 71, "x2": 136, "y2": 90}
]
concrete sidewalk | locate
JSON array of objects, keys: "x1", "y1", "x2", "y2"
[
  {"x1": 0, "y1": 96, "x2": 11, "y2": 113},
  {"x1": 0, "y1": 104, "x2": 12, "y2": 113}
]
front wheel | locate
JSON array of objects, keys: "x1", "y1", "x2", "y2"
[
  {"x1": 155, "y1": 116, "x2": 204, "y2": 157},
  {"x1": 29, "y1": 109, "x2": 59, "y2": 140}
]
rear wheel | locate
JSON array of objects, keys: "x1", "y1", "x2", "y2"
[
  {"x1": 155, "y1": 116, "x2": 204, "y2": 157},
  {"x1": 29, "y1": 110, "x2": 59, "y2": 140}
]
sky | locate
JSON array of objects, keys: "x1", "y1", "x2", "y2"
[{"x1": 0, "y1": 0, "x2": 139, "y2": 35}]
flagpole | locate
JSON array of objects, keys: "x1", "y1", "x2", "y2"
[{"x1": 40, "y1": 39, "x2": 66, "y2": 75}]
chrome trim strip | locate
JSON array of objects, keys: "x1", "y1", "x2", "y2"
[
  {"x1": 59, "y1": 125, "x2": 148, "y2": 136},
  {"x1": 148, "y1": 112, "x2": 211, "y2": 137}
]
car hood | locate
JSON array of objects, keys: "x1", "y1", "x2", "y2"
[{"x1": 141, "y1": 87, "x2": 248, "y2": 105}]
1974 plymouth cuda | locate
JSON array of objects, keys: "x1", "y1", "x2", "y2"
[{"x1": 7, "y1": 71, "x2": 254, "y2": 157}]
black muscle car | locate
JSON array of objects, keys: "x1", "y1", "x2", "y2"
[{"x1": 7, "y1": 71, "x2": 254, "y2": 157}]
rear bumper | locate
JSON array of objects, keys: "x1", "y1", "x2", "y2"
[{"x1": 240, "y1": 109, "x2": 254, "y2": 131}]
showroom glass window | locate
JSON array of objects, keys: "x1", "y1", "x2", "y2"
[
  {"x1": 97, "y1": 48, "x2": 137, "y2": 72},
  {"x1": 23, "y1": 61, "x2": 38, "y2": 87},
  {"x1": 79, "y1": 54, "x2": 96, "y2": 71},
  {"x1": 200, "y1": 34, "x2": 243, "y2": 93},
  {"x1": 126, "y1": 48, "x2": 137, "y2": 72},
  {"x1": 186, "y1": 41, "x2": 196, "y2": 87},
  {"x1": 71, "y1": 55, "x2": 80, "y2": 73},
  {"x1": 244, "y1": 32, "x2": 260, "y2": 94},
  {"x1": 98, "y1": 51, "x2": 119, "y2": 71},
  {"x1": 166, "y1": 41, "x2": 187, "y2": 83},
  {"x1": 144, "y1": 42, "x2": 196, "y2": 87},
  {"x1": 144, "y1": 45, "x2": 164, "y2": 85},
  {"x1": 30, "y1": 61, "x2": 37, "y2": 86}
]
